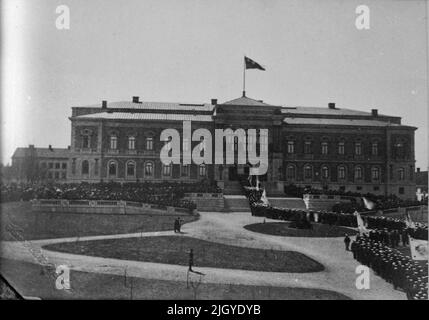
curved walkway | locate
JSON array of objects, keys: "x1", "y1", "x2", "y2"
[{"x1": 0, "y1": 211, "x2": 405, "y2": 300}]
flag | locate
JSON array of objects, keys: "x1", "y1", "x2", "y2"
[
  {"x1": 261, "y1": 189, "x2": 270, "y2": 206},
  {"x1": 362, "y1": 197, "x2": 375, "y2": 210},
  {"x1": 405, "y1": 212, "x2": 416, "y2": 229},
  {"x1": 409, "y1": 237, "x2": 428, "y2": 260},
  {"x1": 355, "y1": 211, "x2": 370, "y2": 235},
  {"x1": 244, "y1": 56, "x2": 265, "y2": 71}
]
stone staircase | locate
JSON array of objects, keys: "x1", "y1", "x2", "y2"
[
  {"x1": 222, "y1": 181, "x2": 251, "y2": 212},
  {"x1": 223, "y1": 181, "x2": 244, "y2": 195},
  {"x1": 223, "y1": 195, "x2": 251, "y2": 212},
  {"x1": 268, "y1": 197, "x2": 307, "y2": 210}
]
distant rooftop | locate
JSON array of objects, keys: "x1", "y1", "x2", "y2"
[
  {"x1": 13, "y1": 147, "x2": 70, "y2": 158},
  {"x1": 75, "y1": 112, "x2": 213, "y2": 122},
  {"x1": 283, "y1": 118, "x2": 402, "y2": 127},
  {"x1": 74, "y1": 100, "x2": 215, "y2": 112}
]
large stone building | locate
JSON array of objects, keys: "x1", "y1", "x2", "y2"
[{"x1": 67, "y1": 94, "x2": 417, "y2": 199}]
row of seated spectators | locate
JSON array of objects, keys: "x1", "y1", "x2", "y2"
[
  {"x1": 245, "y1": 187, "x2": 428, "y2": 241},
  {"x1": 0, "y1": 181, "x2": 222, "y2": 210},
  {"x1": 284, "y1": 184, "x2": 425, "y2": 212}
]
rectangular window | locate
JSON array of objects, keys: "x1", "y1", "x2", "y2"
[
  {"x1": 146, "y1": 137, "x2": 153, "y2": 150},
  {"x1": 62, "y1": 163, "x2": 67, "y2": 169},
  {"x1": 110, "y1": 136, "x2": 117, "y2": 150},
  {"x1": 163, "y1": 164, "x2": 172, "y2": 176},
  {"x1": 321, "y1": 142, "x2": 328, "y2": 155},
  {"x1": 304, "y1": 141, "x2": 312, "y2": 154},
  {"x1": 94, "y1": 159, "x2": 99, "y2": 175},
  {"x1": 54, "y1": 172, "x2": 60, "y2": 179},
  {"x1": 355, "y1": 142, "x2": 362, "y2": 155},
  {"x1": 356, "y1": 186, "x2": 362, "y2": 191},
  {"x1": 287, "y1": 141, "x2": 294, "y2": 154},
  {"x1": 373, "y1": 186, "x2": 380, "y2": 191},
  {"x1": 338, "y1": 142, "x2": 345, "y2": 155},
  {"x1": 82, "y1": 135, "x2": 90, "y2": 149},
  {"x1": 128, "y1": 137, "x2": 135, "y2": 150},
  {"x1": 55, "y1": 163, "x2": 60, "y2": 169},
  {"x1": 199, "y1": 165, "x2": 206, "y2": 177},
  {"x1": 61, "y1": 172, "x2": 66, "y2": 179},
  {"x1": 372, "y1": 142, "x2": 378, "y2": 156},
  {"x1": 399, "y1": 187, "x2": 404, "y2": 195},
  {"x1": 181, "y1": 164, "x2": 190, "y2": 176},
  {"x1": 48, "y1": 162, "x2": 53, "y2": 169}
]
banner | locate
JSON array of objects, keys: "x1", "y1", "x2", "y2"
[{"x1": 409, "y1": 237, "x2": 429, "y2": 260}]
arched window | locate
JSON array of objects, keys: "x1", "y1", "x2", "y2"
[
  {"x1": 286, "y1": 165, "x2": 295, "y2": 180},
  {"x1": 398, "y1": 168, "x2": 405, "y2": 181},
  {"x1": 110, "y1": 135, "x2": 117, "y2": 150},
  {"x1": 321, "y1": 166, "x2": 329, "y2": 179},
  {"x1": 128, "y1": 136, "x2": 135, "y2": 150},
  {"x1": 146, "y1": 137, "x2": 153, "y2": 150},
  {"x1": 108, "y1": 161, "x2": 117, "y2": 177},
  {"x1": 199, "y1": 164, "x2": 207, "y2": 177},
  {"x1": 81, "y1": 160, "x2": 89, "y2": 175},
  {"x1": 304, "y1": 165, "x2": 312, "y2": 179},
  {"x1": 126, "y1": 161, "x2": 136, "y2": 178},
  {"x1": 371, "y1": 167, "x2": 380, "y2": 180},
  {"x1": 144, "y1": 161, "x2": 154, "y2": 177},
  {"x1": 338, "y1": 166, "x2": 346, "y2": 180},
  {"x1": 354, "y1": 166, "x2": 363, "y2": 180},
  {"x1": 304, "y1": 141, "x2": 312, "y2": 154}
]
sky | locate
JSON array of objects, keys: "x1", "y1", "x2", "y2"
[{"x1": 1, "y1": 0, "x2": 428, "y2": 168}]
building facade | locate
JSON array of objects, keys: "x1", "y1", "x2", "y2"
[
  {"x1": 66, "y1": 95, "x2": 417, "y2": 199},
  {"x1": 11, "y1": 145, "x2": 70, "y2": 182}
]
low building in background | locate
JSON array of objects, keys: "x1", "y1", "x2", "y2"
[{"x1": 10, "y1": 145, "x2": 70, "y2": 183}]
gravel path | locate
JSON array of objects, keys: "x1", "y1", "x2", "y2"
[{"x1": 0, "y1": 211, "x2": 405, "y2": 300}]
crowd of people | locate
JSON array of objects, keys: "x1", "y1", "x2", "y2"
[
  {"x1": 0, "y1": 181, "x2": 221, "y2": 210},
  {"x1": 284, "y1": 183, "x2": 424, "y2": 212},
  {"x1": 352, "y1": 236, "x2": 428, "y2": 300}
]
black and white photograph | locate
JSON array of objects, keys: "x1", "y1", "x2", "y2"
[{"x1": 0, "y1": 0, "x2": 428, "y2": 308}]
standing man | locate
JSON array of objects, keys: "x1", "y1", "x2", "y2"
[
  {"x1": 188, "y1": 248, "x2": 194, "y2": 272},
  {"x1": 177, "y1": 217, "x2": 182, "y2": 233},
  {"x1": 174, "y1": 217, "x2": 179, "y2": 233},
  {"x1": 344, "y1": 234, "x2": 351, "y2": 251}
]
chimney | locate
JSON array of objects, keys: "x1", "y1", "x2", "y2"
[
  {"x1": 211, "y1": 99, "x2": 217, "y2": 105},
  {"x1": 417, "y1": 167, "x2": 421, "y2": 173},
  {"x1": 328, "y1": 102, "x2": 336, "y2": 109},
  {"x1": 67, "y1": 146, "x2": 71, "y2": 150},
  {"x1": 371, "y1": 109, "x2": 378, "y2": 117},
  {"x1": 48, "y1": 145, "x2": 53, "y2": 151},
  {"x1": 102, "y1": 100, "x2": 107, "y2": 109},
  {"x1": 132, "y1": 96, "x2": 140, "y2": 103},
  {"x1": 29, "y1": 144, "x2": 34, "y2": 149}
]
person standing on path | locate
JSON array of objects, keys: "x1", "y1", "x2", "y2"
[
  {"x1": 188, "y1": 248, "x2": 194, "y2": 272},
  {"x1": 344, "y1": 234, "x2": 351, "y2": 251}
]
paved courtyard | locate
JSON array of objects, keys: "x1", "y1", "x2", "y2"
[{"x1": 0, "y1": 211, "x2": 405, "y2": 300}]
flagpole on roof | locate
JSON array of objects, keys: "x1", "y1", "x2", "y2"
[{"x1": 242, "y1": 55, "x2": 246, "y2": 97}]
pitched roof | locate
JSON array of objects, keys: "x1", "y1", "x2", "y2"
[
  {"x1": 75, "y1": 101, "x2": 214, "y2": 112},
  {"x1": 221, "y1": 96, "x2": 275, "y2": 107},
  {"x1": 12, "y1": 147, "x2": 70, "y2": 159},
  {"x1": 283, "y1": 117, "x2": 402, "y2": 127},
  {"x1": 281, "y1": 106, "x2": 389, "y2": 117},
  {"x1": 75, "y1": 112, "x2": 213, "y2": 122}
]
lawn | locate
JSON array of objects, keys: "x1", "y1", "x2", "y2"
[
  {"x1": 43, "y1": 235, "x2": 324, "y2": 273},
  {"x1": 0, "y1": 258, "x2": 349, "y2": 299},
  {"x1": 244, "y1": 222, "x2": 358, "y2": 238},
  {"x1": 0, "y1": 202, "x2": 198, "y2": 241}
]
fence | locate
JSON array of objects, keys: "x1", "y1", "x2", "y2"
[
  {"x1": 183, "y1": 193, "x2": 224, "y2": 212},
  {"x1": 31, "y1": 199, "x2": 192, "y2": 215}
]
